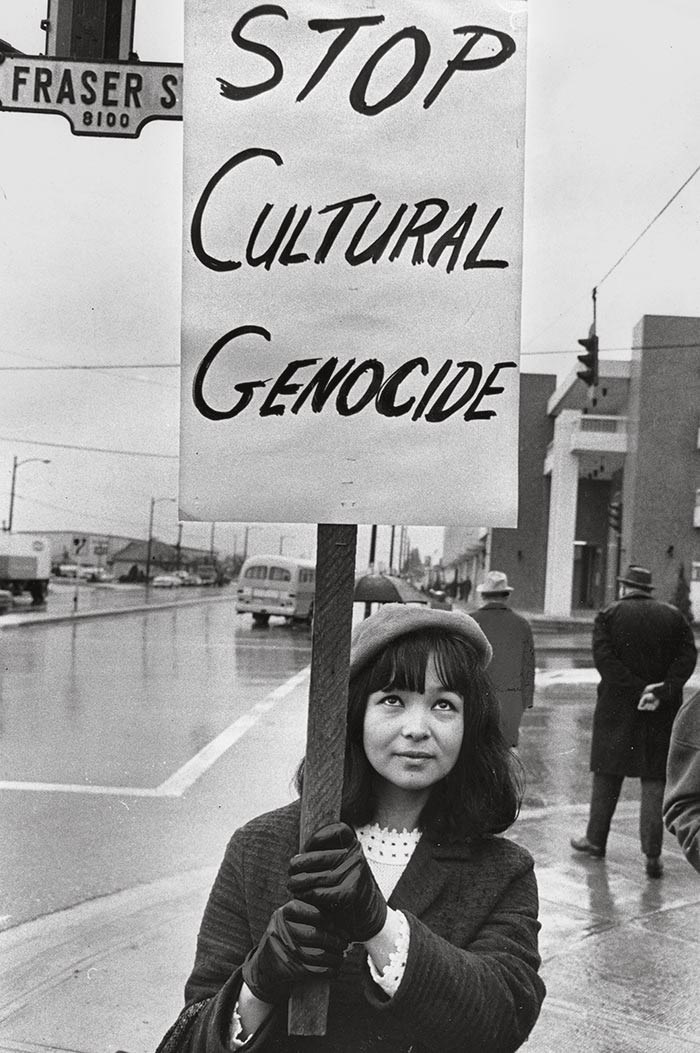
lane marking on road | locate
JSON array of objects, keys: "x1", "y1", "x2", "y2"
[
  {"x1": 535, "y1": 668, "x2": 599, "y2": 684},
  {"x1": 0, "y1": 667, "x2": 311, "y2": 799}
]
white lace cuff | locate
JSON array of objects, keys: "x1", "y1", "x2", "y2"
[
  {"x1": 229, "y1": 1003, "x2": 253, "y2": 1049},
  {"x1": 367, "y1": 910, "x2": 410, "y2": 997}
]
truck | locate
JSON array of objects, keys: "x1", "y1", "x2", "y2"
[{"x1": 0, "y1": 534, "x2": 51, "y2": 605}]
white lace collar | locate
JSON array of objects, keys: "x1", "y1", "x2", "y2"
[{"x1": 355, "y1": 822, "x2": 422, "y2": 865}]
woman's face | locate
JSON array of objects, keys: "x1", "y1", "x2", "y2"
[{"x1": 362, "y1": 653, "x2": 465, "y2": 796}]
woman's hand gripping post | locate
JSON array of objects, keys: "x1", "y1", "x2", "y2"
[{"x1": 288, "y1": 822, "x2": 388, "y2": 944}]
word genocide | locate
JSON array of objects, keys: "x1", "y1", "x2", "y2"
[{"x1": 192, "y1": 326, "x2": 516, "y2": 423}]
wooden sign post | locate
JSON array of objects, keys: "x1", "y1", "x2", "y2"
[{"x1": 287, "y1": 522, "x2": 357, "y2": 1035}]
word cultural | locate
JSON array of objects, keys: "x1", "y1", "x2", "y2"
[
  {"x1": 218, "y1": 7, "x2": 516, "y2": 116},
  {"x1": 192, "y1": 325, "x2": 516, "y2": 423},
  {"x1": 191, "y1": 148, "x2": 508, "y2": 275}
]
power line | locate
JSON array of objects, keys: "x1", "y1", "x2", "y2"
[
  {"x1": 522, "y1": 341, "x2": 700, "y2": 358},
  {"x1": 597, "y1": 163, "x2": 700, "y2": 288},
  {"x1": 0, "y1": 363, "x2": 179, "y2": 371},
  {"x1": 0, "y1": 434, "x2": 178, "y2": 459},
  {"x1": 5, "y1": 490, "x2": 149, "y2": 536}
]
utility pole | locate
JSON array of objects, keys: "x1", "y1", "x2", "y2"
[
  {"x1": 364, "y1": 525, "x2": 378, "y2": 619},
  {"x1": 145, "y1": 497, "x2": 156, "y2": 585},
  {"x1": 176, "y1": 522, "x2": 183, "y2": 571},
  {"x1": 145, "y1": 496, "x2": 176, "y2": 585}
]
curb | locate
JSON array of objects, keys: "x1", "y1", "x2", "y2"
[{"x1": 0, "y1": 592, "x2": 237, "y2": 631}]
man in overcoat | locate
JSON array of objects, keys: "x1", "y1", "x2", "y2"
[
  {"x1": 572, "y1": 565, "x2": 697, "y2": 877},
  {"x1": 471, "y1": 570, "x2": 535, "y2": 748}
]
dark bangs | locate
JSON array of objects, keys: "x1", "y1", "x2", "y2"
[{"x1": 358, "y1": 628, "x2": 480, "y2": 699}]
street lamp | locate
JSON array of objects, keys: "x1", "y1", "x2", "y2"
[
  {"x1": 6, "y1": 456, "x2": 51, "y2": 532},
  {"x1": 145, "y1": 496, "x2": 176, "y2": 585}
]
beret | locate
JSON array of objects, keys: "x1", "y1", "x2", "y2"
[{"x1": 350, "y1": 602, "x2": 492, "y2": 675}]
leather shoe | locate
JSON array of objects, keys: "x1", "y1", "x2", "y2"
[
  {"x1": 570, "y1": 835, "x2": 605, "y2": 858},
  {"x1": 645, "y1": 856, "x2": 663, "y2": 879}
]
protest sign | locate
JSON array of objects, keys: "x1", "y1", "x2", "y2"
[{"x1": 180, "y1": 0, "x2": 528, "y2": 527}]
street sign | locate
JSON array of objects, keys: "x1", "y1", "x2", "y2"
[{"x1": 0, "y1": 54, "x2": 182, "y2": 138}]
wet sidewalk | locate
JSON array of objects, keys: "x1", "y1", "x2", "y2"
[{"x1": 0, "y1": 669, "x2": 698, "y2": 1052}]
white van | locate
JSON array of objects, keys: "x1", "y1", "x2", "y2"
[{"x1": 236, "y1": 555, "x2": 315, "y2": 626}]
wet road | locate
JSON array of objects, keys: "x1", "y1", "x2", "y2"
[
  {"x1": 1, "y1": 601, "x2": 310, "y2": 788},
  {"x1": 0, "y1": 601, "x2": 313, "y2": 926}
]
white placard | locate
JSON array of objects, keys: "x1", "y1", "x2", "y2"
[{"x1": 180, "y1": 0, "x2": 527, "y2": 526}]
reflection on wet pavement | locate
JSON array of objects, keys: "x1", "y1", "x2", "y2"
[
  {"x1": 514, "y1": 678, "x2": 700, "y2": 1052},
  {"x1": 0, "y1": 602, "x2": 312, "y2": 787}
]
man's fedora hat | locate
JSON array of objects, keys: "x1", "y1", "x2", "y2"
[
  {"x1": 617, "y1": 565, "x2": 654, "y2": 591},
  {"x1": 476, "y1": 570, "x2": 513, "y2": 595}
]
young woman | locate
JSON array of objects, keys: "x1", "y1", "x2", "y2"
[{"x1": 156, "y1": 604, "x2": 545, "y2": 1053}]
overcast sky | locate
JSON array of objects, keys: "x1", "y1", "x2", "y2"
[{"x1": 0, "y1": 0, "x2": 698, "y2": 568}]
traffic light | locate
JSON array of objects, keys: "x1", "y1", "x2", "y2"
[
  {"x1": 608, "y1": 501, "x2": 622, "y2": 533},
  {"x1": 42, "y1": 0, "x2": 135, "y2": 61},
  {"x1": 577, "y1": 331, "x2": 599, "y2": 388}
]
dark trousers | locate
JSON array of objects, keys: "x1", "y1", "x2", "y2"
[{"x1": 586, "y1": 773, "x2": 666, "y2": 857}]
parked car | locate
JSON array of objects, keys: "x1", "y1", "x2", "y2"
[
  {"x1": 427, "y1": 589, "x2": 453, "y2": 611},
  {"x1": 152, "y1": 574, "x2": 182, "y2": 588},
  {"x1": 198, "y1": 567, "x2": 219, "y2": 586},
  {"x1": 89, "y1": 567, "x2": 114, "y2": 583},
  {"x1": 175, "y1": 570, "x2": 202, "y2": 586},
  {"x1": 0, "y1": 589, "x2": 13, "y2": 615}
]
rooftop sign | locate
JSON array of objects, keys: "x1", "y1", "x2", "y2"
[{"x1": 0, "y1": 54, "x2": 182, "y2": 138}]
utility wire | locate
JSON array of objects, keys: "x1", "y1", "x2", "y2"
[
  {"x1": 5, "y1": 490, "x2": 151, "y2": 536},
  {"x1": 522, "y1": 340, "x2": 700, "y2": 357},
  {"x1": 0, "y1": 434, "x2": 178, "y2": 459},
  {"x1": 597, "y1": 163, "x2": 700, "y2": 288},
  {"x1": 523, "y1": 163, "x2": 700, "y2": 351},
  {"x1": 0, "y1": 363, "x2": 178, "y2": 371}
]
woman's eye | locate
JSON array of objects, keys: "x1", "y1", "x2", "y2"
[
  {"x1": 380, "y1": 694, "x2": 404, "y2": 707},
  {"x1": 434, "y1": 698, "x2": 458, "y2": 711}
]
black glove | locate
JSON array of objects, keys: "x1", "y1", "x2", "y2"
[
  {"x1": 242, "y1": 898, "x2": 348, "y2": 1004},
  {"x1": 288, "y1": 822, "x2": 388, "y2": 943}
]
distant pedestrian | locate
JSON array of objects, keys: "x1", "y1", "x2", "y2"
[
  {"x1": 663, "y1": 690, "x2": 700, "y2": 873},
  {"x1": 571, "y1": 565, "x2": 697, "y2": 878},
  {"x1": 471, "y1": 571, "x2": 535, "y2": 748}
]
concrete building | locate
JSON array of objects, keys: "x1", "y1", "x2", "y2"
[{"x1": 445, "y1": 315, "x2": 700, "y2": 617}]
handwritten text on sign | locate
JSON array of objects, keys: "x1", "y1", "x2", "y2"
[{"x1": 180, "y1": 1, "x2": 527, "y2": 526}]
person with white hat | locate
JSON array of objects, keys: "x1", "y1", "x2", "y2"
[
  {"x1": 156, "y1": 603, "x2": 545, "y2": 1052},
  {"x1": 470, "y1": 571, "x2": 535, "y2": 749}
]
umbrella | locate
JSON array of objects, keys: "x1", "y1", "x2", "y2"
[{"x1": 353, "y1": 574, "x2": 429, "y2": 605}]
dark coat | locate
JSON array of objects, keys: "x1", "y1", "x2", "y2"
[
  {"x1": 590, "y1": 592, "x2": 697, "y2": 778},
  {"x1": 470, "y1": 603, "x2": 535, "y2": 746},
  {"x1": 159, "y1": 800, "x2": 545, "y2": 1053}
]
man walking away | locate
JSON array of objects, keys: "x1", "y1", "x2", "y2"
[
  {"x1": 471, "y1": 570, "x2": 535, "y2": 749},
  {"x1": 571, "y1": 565, "x2": 697, "y2": 878}
]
